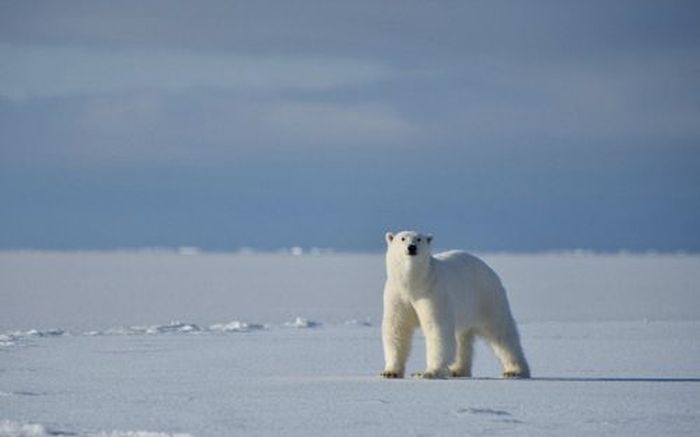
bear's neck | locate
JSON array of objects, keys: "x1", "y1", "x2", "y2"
[{"x1": 387, "y1": 255, "x2": 434, "y2": 290}]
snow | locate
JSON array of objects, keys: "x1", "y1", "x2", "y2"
[
  {"x1": 0, "y1": 420, "x2": 47, "y2": 437},
  {"x1": 0, "y1": 420, "x2": 193, "y2": 437},
  {"x1": 208, "y1": 321, "x2": 265, "y2": 333},
  {"x1": 284, "y1": 316, "x2": 321, "y2": 328},
  {"x1": 1, "y1": 251, "x2": 699, "y2": 436}
]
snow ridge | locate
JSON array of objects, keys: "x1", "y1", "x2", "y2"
[
  {"x1": 1, "y1": 317, "x2": 369, "y2": 348},
  {"x1": 0, "y1": 420, "x2": 47, "y2": 437},
  {"x1": 0, "y1": 420, "x2": 194, "y2": 437},
  {"x1": 0, "y1": 329, "x2": 67, "y2": 348}
]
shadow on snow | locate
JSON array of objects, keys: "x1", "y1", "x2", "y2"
[{"x1": 467, "y1": 376, "x2": 700, "y2": 383}]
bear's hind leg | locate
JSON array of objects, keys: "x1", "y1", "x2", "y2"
[
  {"x1": 485, "y1": 322, "x2": 530, "y2": 379},
  {"x1": 449, "y1": 329, "x2": 475, "y2": 377}
]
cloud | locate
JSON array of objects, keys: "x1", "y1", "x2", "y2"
[
  {"x1": 262, "y1": 102, "x2": 416, "y2": 146},
  {"x1": 430, "y1": 51, "x2": 700, "y2": 145},
  {"x1": 0, "y1": 43, "x2": 395, "y2": 100},
  {"x1": 0, "y1": 91, "x2": 419, "y2": 167},
  {"x1": 73, "y1": 97, "x2": 419, "y2": 163}
]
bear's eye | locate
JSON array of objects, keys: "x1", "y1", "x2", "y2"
[
  {"x1": 417, "y1": 238, "x2": 422, "y2": 242},
  {"x1": 401, "y1": 237, "x2": 405, "y2": 241}
]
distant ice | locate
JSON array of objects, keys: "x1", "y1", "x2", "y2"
[
  {"x1": 144, "y1": 322, "x2": 201, "y2": 335},
  {"x1": 84, "y1": 322, "x2": 202, "y2": 337},
  {"x1": 176, "y1": 247, "x2": 201, "y2": 256},
  {"x1": 0, "y1": 421, "x2": 194, "y2": 437},
  {"x1": 343, "y1": 318, "x2": 373, "y2": 327},
  {"x1": 1, "y1": 317, "x2": 362, "y2": 349},
  {"x1": 285, "y1": 317, "x2": 320, "y2": 328},
  {"x1": 0, "y1": 420, "x2": 47, "y2": 437},
  {"x1": 0, "y1": 334, "x2": 16, "y2": 348},
  {"x1": 0, "y1": 329, "x2": 66, "y2": 349},
  {"x1": 89, "y1": 431, "x2": 193, "y2": 437},
  {"x1": 208, "y1": 320, "x2": 265, "y2": 333}
]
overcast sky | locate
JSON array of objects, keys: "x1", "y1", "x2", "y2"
[{"x1": 1, "y1": 1, "x2": 699, "y2": 252}]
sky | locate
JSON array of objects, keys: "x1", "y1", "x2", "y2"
[{"x1": 1, "y1": 0, "x2": 699, "y2": 252}]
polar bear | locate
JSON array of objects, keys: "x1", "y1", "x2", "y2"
[{"x1": 381, "y1": 231, "x2": 530, "y2": 379}]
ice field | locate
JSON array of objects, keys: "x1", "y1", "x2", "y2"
[{"x1": 1, "y1": 251, "x2": 699, "y2": 436}]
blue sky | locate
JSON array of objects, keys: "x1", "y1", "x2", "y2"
[{"x1": 1, "y1": 1, "x2": 699, "y2": 252}]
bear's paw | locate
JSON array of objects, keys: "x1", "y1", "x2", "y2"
[
  {"x1": 503, "y1": 370, "x2": 530, "y2": 379},
  {"x1": 412, "y1": 370, "x2": 449, "y2": 380}
]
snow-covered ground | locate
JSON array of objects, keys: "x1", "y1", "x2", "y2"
[{"x1": 1, "y1": 251, "x2": 699, "y2": 436}]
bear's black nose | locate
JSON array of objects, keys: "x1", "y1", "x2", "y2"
[{"x1": 407, "y1": 244, "x2": 417, "y2": 255}]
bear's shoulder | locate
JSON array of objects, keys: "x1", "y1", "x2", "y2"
[
  {"x1": 433, "y1": 250, "x2": 495, "y2": 273},
  {"x1": 433, "y1": 250, "x2": 478, "y2": 263}
]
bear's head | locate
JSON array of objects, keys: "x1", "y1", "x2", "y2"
[{"x1": 385, "y1": 230, "x2": 433, "y2": 260}]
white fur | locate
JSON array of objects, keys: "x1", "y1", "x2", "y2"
[{"x1": 381, "y1": 231, "x2": 530, "y2": 379}]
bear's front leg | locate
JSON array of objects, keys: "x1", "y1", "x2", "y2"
[
  {"x1": 412, "y1": 298, "x2": 456, "y2": 379},
  {"x1": 381, "y1": 294, "x2": 418, "y2": 379}
]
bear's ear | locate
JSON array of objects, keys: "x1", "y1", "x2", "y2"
[
  {"x1": 426, "y1": 234, "x2": 433, "y2": 244},
  {"x1": 385, "y1": 232, "x2": 395, "y2": 244}
]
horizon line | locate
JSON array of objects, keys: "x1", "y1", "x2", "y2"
[{"x1": 1, "y1": 246, "x2": 698, "y2": 257}]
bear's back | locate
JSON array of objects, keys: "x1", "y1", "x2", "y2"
[
  {"x1": 432, "y1": 250, "x2": 508, "y2": 324},
  {"x1": 433, "y1": 250, "x2": 494, "y2": 276}
]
